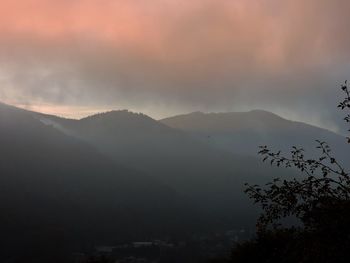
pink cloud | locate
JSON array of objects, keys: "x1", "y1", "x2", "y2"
[{"x1": 0, "y1": 0, "x2": 349, "y2": 128}]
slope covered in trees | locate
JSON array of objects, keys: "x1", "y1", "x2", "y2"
[
  {"x1": 160, "y1": 110, "x2": 348, "y2": 164},
  {"x1": 39, "y1": 109, "x2": 296, "y2": 229},
  {"x1": 230, "y1": 83, "x2": 350, "y2": 263},
  {"x1": 0, "y1": 103, "x2": 200, "y2": 263}
]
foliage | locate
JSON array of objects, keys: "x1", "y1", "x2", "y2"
[
  {"x1": 231, "y1": 81, "x2": 350, "y2": 262},
  {"x1": 245, "y1": 81, "x2": 350, "y2": 232},
  {"x1": 231, "y1": 226, "x2": 350, "y2": 263}
]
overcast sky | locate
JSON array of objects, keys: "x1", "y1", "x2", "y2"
[{"x1": 0, "y1": 0, "x2": 350, "y2": 132}]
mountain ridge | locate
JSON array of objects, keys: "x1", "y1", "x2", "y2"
[
  {"x1": 0, "y1": 103, "x2": 204, "y2": 262},
  {"x1": 1, "y1": 99, "x2": 340, "y2": 136},
  {"x1": 161, "y1": 110, "x2": 340, "y2": 135},
  {"x1": 160, "y1": 110, "x2": 348, "y2": 165}
]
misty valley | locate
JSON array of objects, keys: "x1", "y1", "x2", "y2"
[
  {"x1": 0, "y1": 102, "x2": 348, "y2": 262},
  {"x1": 2, "y1": 1, "x2": 350, "y2": 262}
]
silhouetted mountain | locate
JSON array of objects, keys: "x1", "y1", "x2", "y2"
[
  {"x1": 161, "y1": 110, "x2": 349, "y2": 164},
  {"x1": 0, "y1": 103, "x2": 200, "y2": 262},
  {"x1": 41, "y1": 110, "x2": 295, "y2": 232},
  {"x1": 13, "y1": 106, "x2": 332, "y2": 262}
]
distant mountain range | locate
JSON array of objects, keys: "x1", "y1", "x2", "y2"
[
  {"x1": 39, "y1": 109, "x2": 289, "y2": 222},
  {"x1": 161, "y1": 110, "x2": 348, "y2": 163},
  {"x1": 0, "y1": 102, "x2": 348, "y2": 262},
  {"x1": 0, "y1": 104, "x2": 198, "y2": 262}
]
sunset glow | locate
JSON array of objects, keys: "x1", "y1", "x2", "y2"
[
  {"x1": 1, "y1": 2, "x2": 350, "y2": 261},
  {"x1": 0, "y1": 0, "x2": 349, "y2": 130}
]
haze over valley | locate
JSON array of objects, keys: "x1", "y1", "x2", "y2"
[
  {"x1": 1, "y1": 101, "x2": 348, "y2": 262},
  {"x1": 1, "y1": 1, "x2": 350, "y2": 262}
]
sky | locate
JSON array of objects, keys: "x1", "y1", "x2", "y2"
[{"x1": 0, "y1": 0, "x2": 350, "y2": 132}]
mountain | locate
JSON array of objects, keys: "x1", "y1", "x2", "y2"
[
  {"x1": 160, "y1": 110, "x2": 349, "y2": 164},
  {"x1": 5, "y1": 105, "x2": 337, "y2": 261},
  {"x1": 40, "y1": 110, "x2": 296, "y2": 230},
  {"x1": 0, "y1": 103, "x2": 200, "y2": 263}
]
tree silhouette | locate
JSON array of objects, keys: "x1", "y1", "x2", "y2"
[{"x1": 231, "y1": 81, "x2": 350, "y2": 263}]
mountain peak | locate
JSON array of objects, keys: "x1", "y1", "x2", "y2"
[
  {"x1": 188, "y1": 111, "x2": 205, "y2": 115},
  {"x1": 69, "y1": 109, "x2": 172, "y2": 134},
  {"x1": 169, "y1": 110, "x2": 284, "y2": 119},
  {"x1": 245, "y1": 109, "x2": 286, "y2": 120},
  {"x1": 160, "y1": 109, "x2": 293, "y2": 133},
  {"x1": 248, "y1": 109, "x2": 277, "y2": 114},
  {"x1": 81, "y1": 110, "x2": 153, "y2": 122}
]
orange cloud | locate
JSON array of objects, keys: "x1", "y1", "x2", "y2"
[
  {"x1": 0, "y1": 0, "x2": 349, "y2": 127},
  {"x1": 0, "y1": 0, "x2": 283, "y2": 65}
]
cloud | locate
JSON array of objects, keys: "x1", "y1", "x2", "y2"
[{"x1": 0, "y1": 0, "x2": 349, "y2": 131}]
